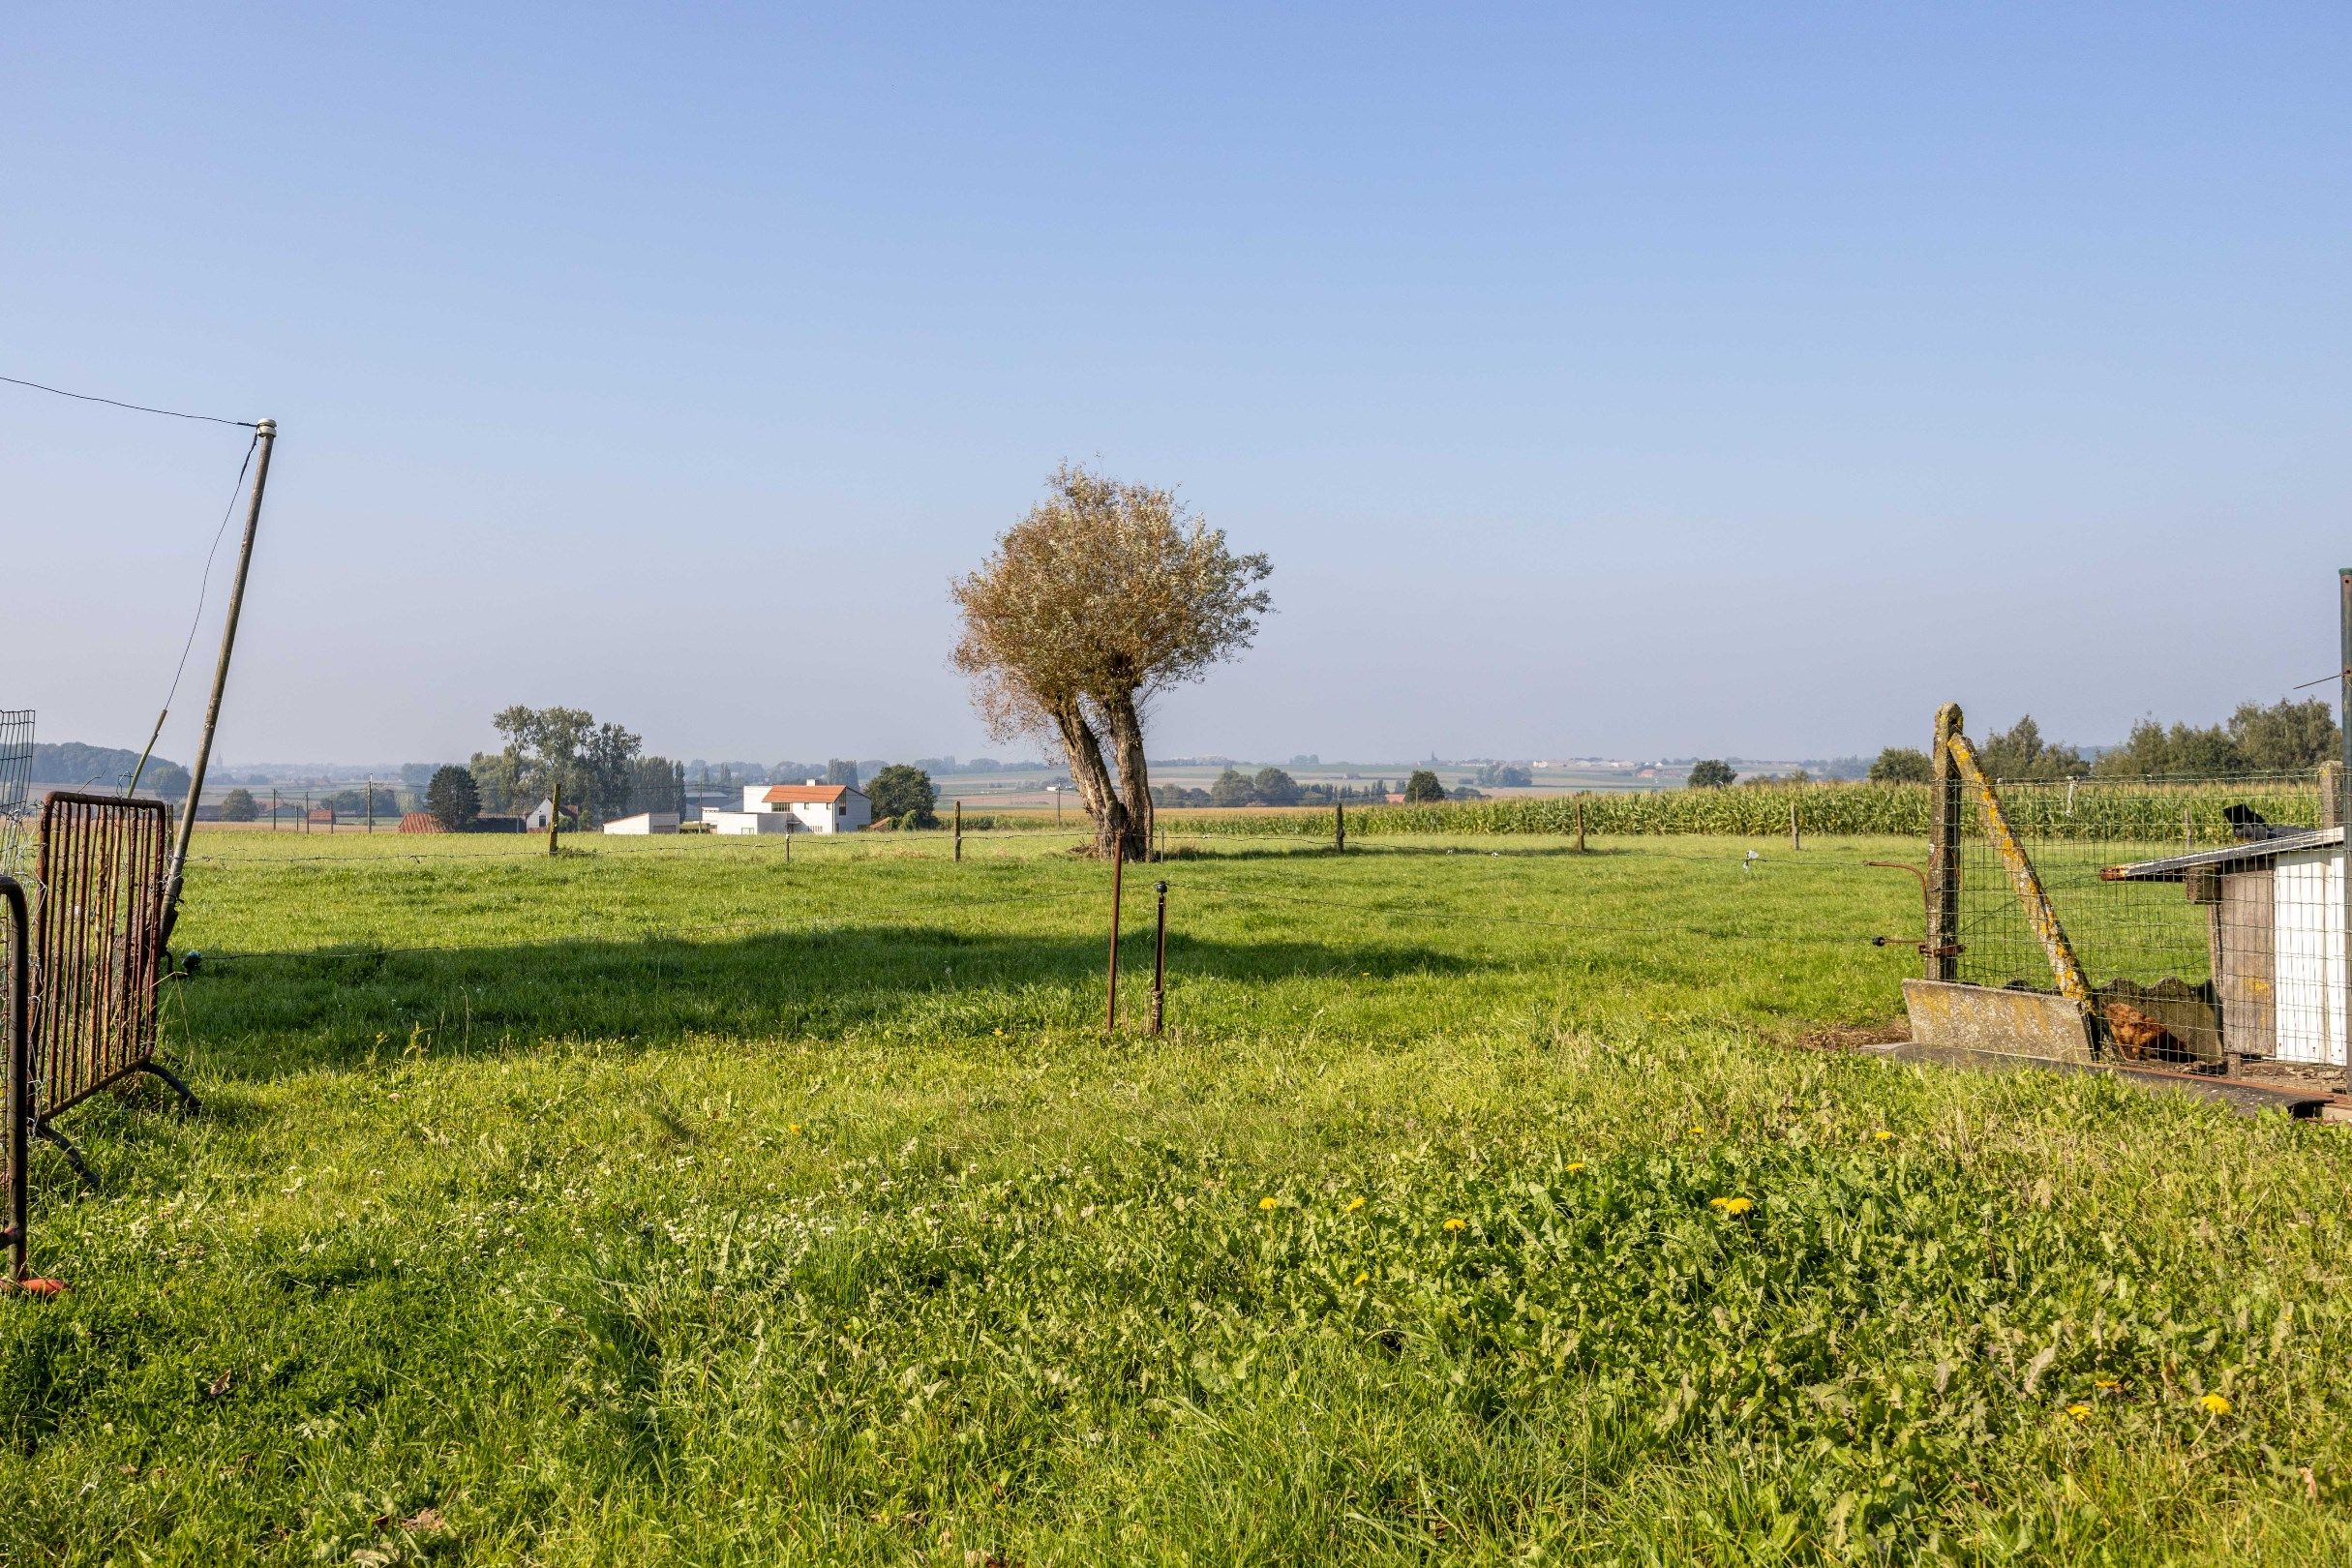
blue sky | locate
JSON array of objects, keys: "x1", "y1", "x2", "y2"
[{"x1": 7, "y1": 4, "x2": 2347, "y2": 767}]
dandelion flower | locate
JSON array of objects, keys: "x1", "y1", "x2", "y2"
[
  {"x1": 1873, "y1": 1131, "x2": 1893, "y2": 1142},
  {"x1": 1708, "y1": 1196, "x2": 1754, "y2": 1216},
  {"x1": 2065, "y1": 1403, "x2": 2091, "y2": 1421},
  {"x1": 1353, "y1": 1271, "x2": 1369, "y2": 1285},
  {"x1": 2094, "y1": 1376, "x2": 2121, "y2": 1392},
  {"x1": 2199, "y1": 1393, "x2": 2231, "y2": 1415},
  {"x1": 1344, "y1": 1196, "x2": 1366, "y2": 1214},
  {"x1": 1259, "y1": 1196, "x2": 1281, "y2": 1211},
  {"x1": 1566, "y1": 1162, "x2": 1586, "y2": 1174},
  {"x1": 1443, "y1": 1218, "x2": 1467, "y2": 1232},
  {"x1": 1690, "y1": 1126, "x2": 1705, "y2": 1135},
  {"x1": 787, "y1": 1123, "x2": 802, "y2": 1134}
]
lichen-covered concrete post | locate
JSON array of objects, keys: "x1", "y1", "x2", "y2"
[{"x1": 1927, "y1": 703, "x2": 1964, "y2": 981}]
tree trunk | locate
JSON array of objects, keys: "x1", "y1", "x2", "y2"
[
  {"x1": 1050, "y1": 701, "x2": 1129, "y2": 859},
  {"x1": 1100, "y1": 690, "x2": 1154, "y2": 861}
]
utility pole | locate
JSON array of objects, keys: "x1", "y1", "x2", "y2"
[{"x1": 161, "y1": 419, "x2": 276, "y2": 948}]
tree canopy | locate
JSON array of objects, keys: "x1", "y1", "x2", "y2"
[
  {"x1": 1868, "y1": 747, "x2": 1931, "y2": 783},
  {"x1": 951, "y1": 465, "x2": 1271, "y2": 859},
  {"x1": 1403, "y1": 769, "x2": 1445, "y2": 804},
  {"x1": 867, "y1": 765, "x2": 939, "y2": 828},
  {"x1": 427, "y1": 766, "x2": 481, "y2": 831},
  {"x1": 1687, "y1": 759, "x2": 1736, "y2": 789}
]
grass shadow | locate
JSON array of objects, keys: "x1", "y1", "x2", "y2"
[{"x1": 169, "y1": 923, "x2": 1483, "y2": 1081}]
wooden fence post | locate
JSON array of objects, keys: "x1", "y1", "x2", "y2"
[
  {"x1": 1575, "y1": 796, "x2": 1586, "y2": 854},
  {"x1": 547, "y1": 780, "x2": 560, "y2": 858},
  {"x1": 1335, "y1": 799, "x2": 1345, "y2": 854},
  {"x1": 953, "y1": 799, "x2": 962, "y2": 861},
  {"x1": 1790, "y1": 800, "x2": 1800, "y2": 851}
]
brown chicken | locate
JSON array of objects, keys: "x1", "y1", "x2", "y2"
[{"x1": 2102, "y1": 1001, "x2": 2176, "y2": 1061}]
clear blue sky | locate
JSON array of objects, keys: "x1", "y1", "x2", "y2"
[{"x1": 8, "y1": 4, "x2": 2347, "y2": 769}]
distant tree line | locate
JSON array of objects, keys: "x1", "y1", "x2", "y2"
[
  {"x1": 1856, "y1": 697, "x2": 2340, "y2": 784},
  {"x1": 29, "y1": 742, "x2": 190, "y2": 798}
]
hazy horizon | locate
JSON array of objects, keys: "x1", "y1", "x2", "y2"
[{"x1": 11, "y1": 7, "x2": 2347, "y2": 769}]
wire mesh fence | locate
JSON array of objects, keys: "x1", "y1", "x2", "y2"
[
  {"x1": 1955, "y1": 769, "x2": 2343, "y2": 1069},
  {"x1": 0, "y1": 709, "x2": 33, "y2": 881}
]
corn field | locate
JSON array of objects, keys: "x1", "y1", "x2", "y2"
[{"x1": 1150, "y1": 774, "x2": 2330, "y2": 842}]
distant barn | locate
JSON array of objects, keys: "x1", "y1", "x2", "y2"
[{"x1": 396, "y1": 812, "x2": 444, "y2": 834}]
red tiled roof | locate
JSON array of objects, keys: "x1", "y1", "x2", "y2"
[
  {"x1": 763, "y1": 784, "x2": 857, "y2": 804},
  {"x1": 396, "y1": 812, "x2": 444, "y2": 834}
]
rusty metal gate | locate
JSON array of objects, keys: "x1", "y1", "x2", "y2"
[
  {"x1": 3, "y1": 873, "x2": 28, "y2": 1282},
  {"x1": 31, "y1": 794, "x2": 195, "y2": 1167}
]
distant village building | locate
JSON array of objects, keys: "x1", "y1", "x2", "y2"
[
  {"x1": 601, "y1": 811, "x2": 680, "y2": 835},
  {"x1": 703, "y1": 781, "x2": 871, "y2": 835},
  {"x1": 521, "y1": 798, "x2": 580, "y2": 831},
  {"x1": 396, "y1": 812, "x2": 444, "y2": 834}
]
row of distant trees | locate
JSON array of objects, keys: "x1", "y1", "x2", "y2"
[
  {"x1": 1153, "y1": 768, "x2": 1432, "y2": 809},
  {"x1": 1682, "y1": 698, "x2": 2341, "y2": 789}
]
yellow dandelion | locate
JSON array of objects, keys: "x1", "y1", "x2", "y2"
[
  {"x1": 1873, "y1": 1131, "x2": 1893, "y2": 1142},
  {"x1": 787, "y1": 1122, "x2": 802, "y2": 1134},
  {"x1": 1566, "y1": 1161, "x2": 1587, "y2": 1174},
  {"x1": 1259, "y1": 1195, "x2": 1281, "y2": 1211},
  {"x1": 1443, "y1": 1218, "x2": 1467, "y2": 1232},
  {"x1": 2065, "y1": 1403, "x2": 2091, "y2": 1422},
  {"x1": 992, "y1": 1028, "x2": 1004, "y2": 1037},
  {"x1": 1344, "y1": 1196, "x2": 1366, "y2": 1214},
  {"x1": 1352, "y1": 1271, "x2": 1369, "y2": 1285},
  {"x1": 1708, "y1": 1196, "x2": 1754, "y2": 1216},
  {"x1": 1690, "y1": 1125, "x2": 1705, "y2": 1135},
  {"x1": 2094, "y1": 1376, "x2": 2121, "y2": 1391},
  {"x1": 2199, "y1": 1393, "x2": 2231, "y2": 1416}
]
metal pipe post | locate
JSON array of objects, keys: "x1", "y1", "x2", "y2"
[
  {"x1": 1151, "y1": 880, "x2": 1168, "y2": 1035},
  {"x1": 161, "y1": 418, "x2": 276, "y2": 946},
  {"x1": 1104, "y1": 846, "x2": 1125, "y2": 1033}
]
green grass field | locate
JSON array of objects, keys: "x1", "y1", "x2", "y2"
[{"x1": 6, "y1": 829, "x2": 2352, "y2": 1565}]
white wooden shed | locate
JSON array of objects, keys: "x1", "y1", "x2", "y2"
[{"x1": 2105, "y1": 828, "x2": 2346, "y2": 1065}]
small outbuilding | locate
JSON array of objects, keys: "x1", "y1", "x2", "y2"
[
  {"x1": 396, "y1": 812, "x2": 444, "y2": 834},
  {"x1": 2103, "y1": 828, "x2": 2346, "y2": 1066},
  {"x1": 602, "y1": 812, "x2": 680, "y2": 835}
]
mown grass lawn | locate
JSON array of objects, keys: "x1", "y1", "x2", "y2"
[{"x1": 5, "y1": 830, "x2": 2351, "y2": 1564}]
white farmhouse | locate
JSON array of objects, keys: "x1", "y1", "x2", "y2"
[
  {"x1": 703, "y1": 781, "x2": 872, "y2": 835},
  {"x1": 601, "y1": 811, "x2": 680, "y2": 834}
]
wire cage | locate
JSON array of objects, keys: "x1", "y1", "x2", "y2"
[
  {"x1": 0, "y1": 709, "x2": 32, "y2": 882},
  {"x1": 1955, "y1": 769, "x2": 2342, "y2": 1070}
]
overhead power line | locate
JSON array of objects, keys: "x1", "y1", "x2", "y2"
[{"x1": 0, "y1": 372, "x2": 257, "y2": 428}]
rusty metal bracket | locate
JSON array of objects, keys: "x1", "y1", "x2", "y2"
[{"x1": 1863, "y1": 859, "x2": 1964, "y2": 955}]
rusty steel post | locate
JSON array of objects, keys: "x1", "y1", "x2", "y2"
[
  {"x1": 1927, "y1": 703, "x2": 1964, "y2": 982},
  {"x1": 1104, "y1": 846, "x2": 1125, "y2": 1033},
  {"x1": 1150, "y1": 880, "x2": 1169, "y2": 1035},
  {"x1": 161, "y1": 418, "x2": 276, "y2": 948}
]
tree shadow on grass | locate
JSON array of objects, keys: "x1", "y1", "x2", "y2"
[{"x1": 168, "y1": 923, "x2": 1482, "y2": 1082}]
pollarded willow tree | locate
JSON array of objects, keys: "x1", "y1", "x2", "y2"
[{"x1": 952, "y1": 465, "x2": 1272, "y2": 861}]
